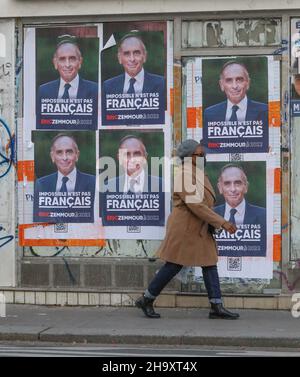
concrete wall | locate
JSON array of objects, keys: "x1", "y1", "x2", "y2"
[
  {"x1": 0, "y1": 2, "x2": 299, "y2": 296},
  {"x1": 291, "y1": 117, "x2": 300, "y2": 261},
  {"x1": 1, "y1": 0, "x2": 300, "y2": 18},
  {"x1": 0, "y1": 19, "x2": 15, "y2": 286},
  {"x1": 19, "y1": 258, "x2": 181, "y2": 292}
]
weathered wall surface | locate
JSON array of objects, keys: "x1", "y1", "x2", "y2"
[
  {"x1": 0, "y1": 19, "x2": 15, "y2": 286},
  {"x1": 23, "y1": 240, "x2": 161, "y2": 258},
  {"x1": 291, "y1": 117, "x2": 300, "y2": 261},
  {"x1": 0, "y1": 4, "x2": 298, "y2": 295},
  {"x1": 1, "y1": 0, "x2": 300, "y2": 18}
]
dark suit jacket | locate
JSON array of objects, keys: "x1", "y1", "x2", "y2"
[
  {"x1": 214, "y1": 201, "x2": 266, "y2": 225},
  {"x1": 38, "y1": 77, "x2": 98, "y2": 101},
  {"x1": 34, "y1": 170, "x2": 96, "y2": 222},
  {"x1": 103, "y1": 174, "x2": 163, "y2": 193},
  {"x1": 35, "y1": 170, "x2": 95, "y2": 194},
  {"x1": 36, "y1": 77, "x2": 98, "y2": 128},
  {"x1": 103, "y1": 70, "x2": 165, "y2": 96},
  {"x1": 204, "y1": 98, "x2": 268, "y2": 125}
]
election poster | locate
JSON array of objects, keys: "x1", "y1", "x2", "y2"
[
  {"x1": 34, "y1": 26, "x2": 99, "y2": 130},
  {"x1": 205, "y1": 161, "x2": 267, "y2": 257},
  {"x1": 101, "y1": 21, "x2": 167, "y2": 126},
  {"x1": 99, "y1": 129, "x2": 165, "y2": 228},
  {"x1": 32, "y1": 131, "x2": 96, "y2": 223},
  {"x1": 98, "y1": 128, "x2": 171, "y2": 240},
  {"x1": 192, "y1": 153, "x2": 277, "y2": 279},
  {"x1": 202, "y1": 56, "x2": 269, "y2": 153},
  {"x1": 291, "y1": 18, "x2": 300, "y2": 116}
]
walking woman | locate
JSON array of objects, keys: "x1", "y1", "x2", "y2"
[{"x1": 135, "y1": 139, "x2": 239, "y2": 319}]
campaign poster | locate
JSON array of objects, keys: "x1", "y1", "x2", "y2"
[
  {"x1": 35, "y1": 26, "x2": 99, "y2": 130},
  {"x1": 101, "y1": 21, "x2": 167, "y2": 126},
  {"x1": 291, "y1": 18, "x2": 300, "y2": 116},
  {"x1": 202, "y1": 56, "x2": 269, "y2": 153},
  {"x1": 99, "y1": 129, "x2": 165, "y2": 227},
  {"x1": 33, "y1": 131, "x2": 96, "y2": 223},
  {"x1": 206, "y1": 161, "x2": 267, "y2": 257}
]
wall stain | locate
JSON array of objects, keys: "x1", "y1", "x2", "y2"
[
  {"x1": 26, "y1": 240, "x2": 154, "y2": 258},
  {"x1": 273, "y1": 270, "x2": 300, "y2": 291}
]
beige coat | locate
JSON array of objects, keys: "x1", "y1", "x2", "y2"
[{"x1": 157, "y1": 163, "x2": 226, "y2": 266}]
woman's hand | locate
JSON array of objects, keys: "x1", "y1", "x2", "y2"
[{"x1": 222, "y1": 221, "x2": 237, "y2": 234}]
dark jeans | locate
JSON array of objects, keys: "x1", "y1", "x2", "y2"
[{"x1": 147, "y1": 261, "x2": 222, "y2": 301}]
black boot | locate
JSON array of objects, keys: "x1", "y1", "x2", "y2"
[
  {"x1": 135, "y1": 295, "x2": 161, "y2": 318},
  {"x1": 209, "y1": 303, "x2": 239, "y2": 320}
]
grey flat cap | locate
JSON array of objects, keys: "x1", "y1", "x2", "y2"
[{"x1": 176, "y1": 139, "x2": 199, "y2": 160}]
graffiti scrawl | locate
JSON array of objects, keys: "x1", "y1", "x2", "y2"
[{"x1": 0, "y1": 117, "x2": 14, "y2": 178}]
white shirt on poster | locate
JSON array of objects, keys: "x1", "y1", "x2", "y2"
[
  {"x1": 123, "y1": 169, "x2": 145, "y2": 193},
  {"x1": 123, "y1": 69, "x2": 144, "y2": 94},
  {"x1": 224, "y1": 199, "x2": 246, "y2": 225},
  {"x1": 56, "y1": 167, "x2": 77, "y2": 192},
  {"x1": 225, "y1": 96, "x2": 248, "y2": 122},
  {"x1": 58, "y1": 74, "x2": 79, "y2": 99}
]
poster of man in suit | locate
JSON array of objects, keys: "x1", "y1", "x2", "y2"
[
  {"x1": 206, "y1": 161, "x2": 267, "y2": 257},
  {"x1": 202, "y1": 56, "x2": 269, "y2": 153},
  {"x1": 291, "y1": 18, "x2": 300, "y2": 116},
  {"x1": 101, "y1": 22, "x2": 167, "y2": 126},
  {"x1": 35, "y1": 27, "x2": 99, "y2": 130},
  {"x1": 33, "y1": 131, "x2": 96, "y2": 223},
  {"x1": 99, "y1": 130, "x2": 165, "y2": 228}
]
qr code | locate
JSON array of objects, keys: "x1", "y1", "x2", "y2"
[
  {"x1": 230, "y1": 153, "x2": 243, "y2": 161},
  {"x1": 227, "y1": 257, "x2": 242, "y2": 271},
  {"x1": 127, "y1": 226, "x2": 141, "y2": 233},
  {"x1": 54, "y1": 223, "x2": 68, "y2": 233}
]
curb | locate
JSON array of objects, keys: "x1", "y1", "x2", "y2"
[{"x1": 1, "y1": 331, "x2": 300, "y2": 348}]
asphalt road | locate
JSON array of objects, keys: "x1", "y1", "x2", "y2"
[{"x1": 0, "y1": 342, "x2": 299, "y2": 357}]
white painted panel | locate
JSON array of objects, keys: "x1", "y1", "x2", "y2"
[
  {"x1": 0, "y1": 0, "x2": 299, "y2": 18},
  {"x1": 0, "y1": 19, "x2": 15, "y2": 286}
]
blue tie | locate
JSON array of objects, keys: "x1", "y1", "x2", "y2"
[
  {"x1": 229, "y1": 208, "x2": 237, "y2": 225},
  {"x1": 60, "y1": 176, "x2": 69, "y2": 192},
  {"x1": 229, "y1": 105, "x2": 239, "y2": 122},
  {"x1": 62, "y1": 83, "x2": 71, "y2": 99},
  {"x1": 127, "y1": 78, "x2": 136, "y2": 94}
]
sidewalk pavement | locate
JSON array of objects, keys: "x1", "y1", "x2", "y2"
[{"x1": 0, "y1": 304, "x2": 299, "y2": 348}]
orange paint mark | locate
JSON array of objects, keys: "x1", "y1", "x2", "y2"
[
  {"x1": 196, "y1": 107, "x2": 203, "y2": 128},
  {"x1": 173, "y1": 64, "x2": 182, "y2": 142},
  {"x1": 273, "y1": 234, "x2": 281, "y2": 262},
  {"x1": 187, "y1": 107, "x2": 202, "y2": 128},
  {"x1": 18, "y1": 224, "x2": 105, "y2": 247},
  {"x1": 17, "y1": 160, "x2": 35, "y2": 182},
  {"x1": 268, "y1": 101, "x2": 281, "y2": 127},
  {"x1": 20, "y1": 239, "x2": 106, "y2": 247},
  {"x1": 187, "y1": 107, "x2": 196, "y2": 128},
  {"x1": 274, "y1": 168, "x2": 281, "y2": 193},
  {"x1": 170, "y1": 88, "x2": 174, "y2": 117}
]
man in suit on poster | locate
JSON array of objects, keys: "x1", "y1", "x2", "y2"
[
  {"x1": 36, "y1": 35, "x2": 98, "y2": 126},
  {"x1": 204, "y1": 61, "x2": 268, "y2": 126},
  {"x1": 214, "y1": 164, "x2": 266, "y2": 226},
  {"x1": 103, "y1": 33, "x2": 165, "y2": 98},
  {"x1": 34, "y1": 133, "x2": 95, "y2": 194},
  {"x1": 34, "y1": 133, "x2": 95, "y2": 222},
  {"x1": 292, "y1": 74, "x2": 300, "y2": 99},
  {"x1": 33, "y1": 133, "x2": 96, "y2": 223},
  {"x1": 104, "y1": 135, "x2": 162, "y2": 194}
]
